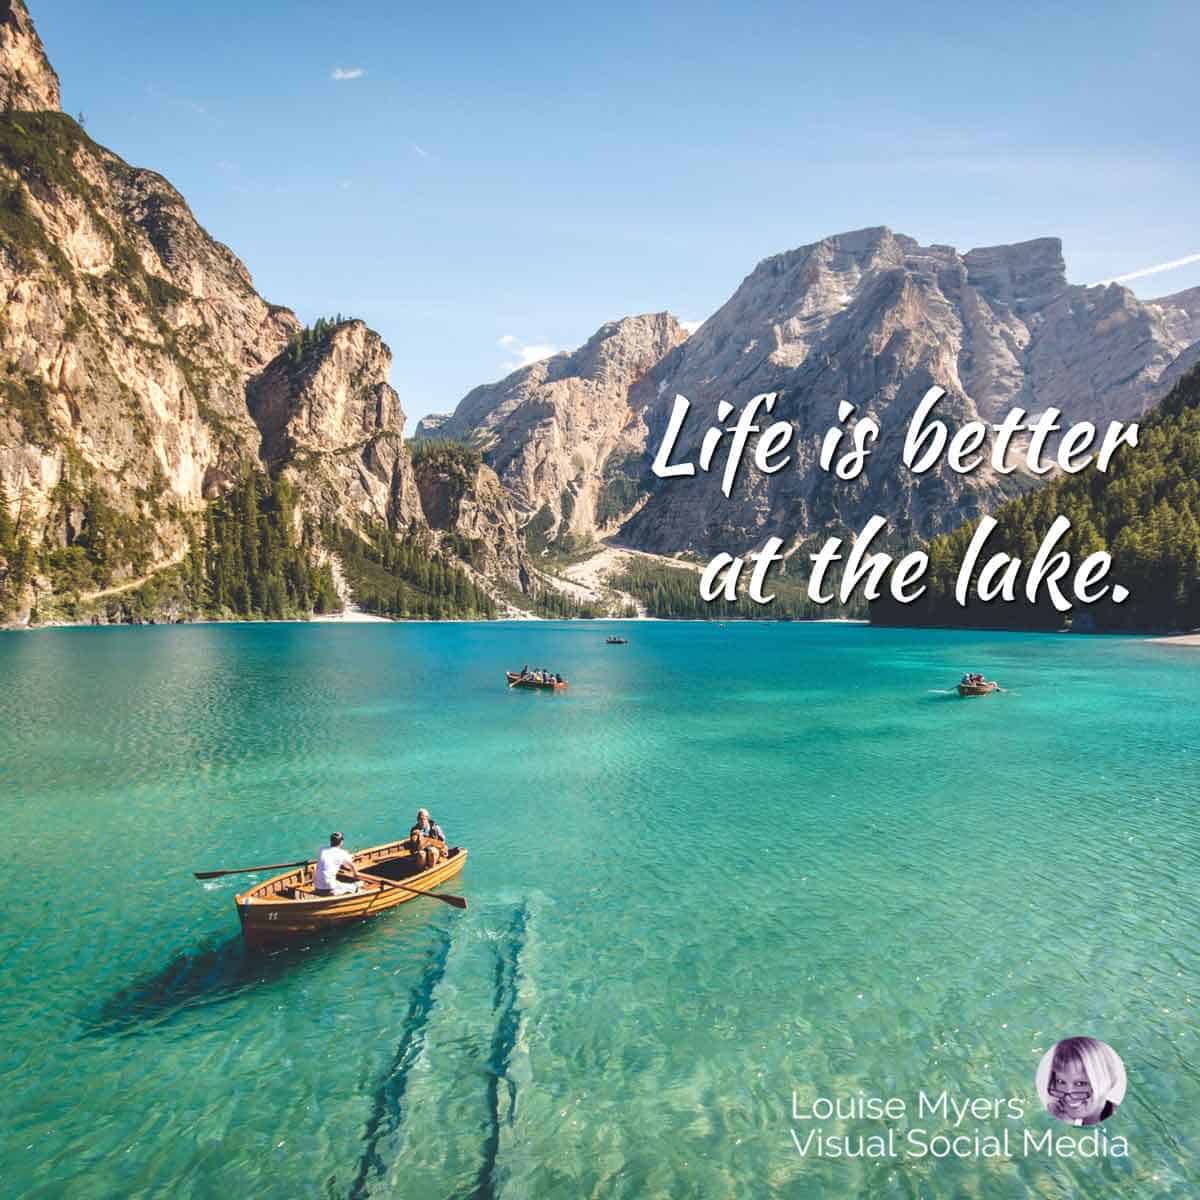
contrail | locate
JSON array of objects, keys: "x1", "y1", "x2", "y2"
[{"x1": 1096, "y1": 252, "x2": 1200, "y2": 286}]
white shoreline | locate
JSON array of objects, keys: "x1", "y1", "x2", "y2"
[
  {"x1": 309, "y1": 608, "x2": 392, "y2": 624},
  {"x1": 1147, "y1": 632, "x2": 1200, "y2": 648},
  {"x1": 3, "y1": 613, "x2": 876, "y2": 632}
]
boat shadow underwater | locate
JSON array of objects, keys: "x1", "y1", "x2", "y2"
[
  {"x1": 88, "y1": 894, "x2": 538, "y2": 1200},
  {"x1": 85, "y1": 911, "x2": 446, "y2": 1037}
]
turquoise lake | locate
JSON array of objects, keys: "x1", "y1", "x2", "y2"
[{"x1": 0, "y1": 621, "x2": 1196, "y2": 1198}]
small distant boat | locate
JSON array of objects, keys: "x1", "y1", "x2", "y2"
[
  {"x1": 506, "y1": 670, "x2": 568, "y2": 690},
  {"x1": 606, "y1": 636, "x2": 628, "y2": 645},
  {"x1": 235, "y1": 837, "x2": 468, "y2": 944},
  {"x1": 958, "y1": 677, "x2": 999, "y2": 697}
]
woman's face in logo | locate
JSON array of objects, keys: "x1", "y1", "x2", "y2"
[{"x1": 1048, "y1": 1060, "x2": 1103, "y2": 1122}]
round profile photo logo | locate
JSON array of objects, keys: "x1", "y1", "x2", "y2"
[{"x1": 1035, "y1": 1037, "x2": 1126, "y2": 1125}]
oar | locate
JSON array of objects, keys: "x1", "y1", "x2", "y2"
[
  {"x1": 358, "y1": 870, "x2": 468, "y2": 910},
  {"x1": 194, "y1": 858, "x2": 311, "y2": 881}
]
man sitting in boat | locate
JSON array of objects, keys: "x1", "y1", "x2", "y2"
[
  {"x1": 314, "y1": 832, "x2": 363, "y2": 896},
  {"x1": 414, "y1": 808, "x2": 445, "y2": 843},
  {"x1": 407, "y1": 826, "x2": 441, "y2": 871}
]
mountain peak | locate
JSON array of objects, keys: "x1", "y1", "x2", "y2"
[
  {"x1": 754, "y1": 225, "x2": 906, "y2": 279},
  {"x1": 1, "y1": 0, "x2": 61, "y2": 112},
  {"x1": 426, "y1": 311, "x2": 689, "y2": 541},
  {"x1": 964, "y1": 237, "x2": 1066, "y2": 309},
  {"x1": 1147, "y1": 285, "x2": 1200, "y2": 354},
  {"x1": 561, "y1": 311, "x2": 686, "y2": 384}
]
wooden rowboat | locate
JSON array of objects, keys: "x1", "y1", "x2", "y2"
[
  {"x1": 506, "y1": 671, "x2": 568, "y2": 690},
  {"x1": 234, "y1": 837, "x2": 468, "y2": 943},
  {"x1": 958, "y1": 680, "x2": 999, "y2": 696}
]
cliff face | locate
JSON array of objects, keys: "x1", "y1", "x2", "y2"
[
  {"x1": 427, "y1": 313, "x2": 687, "y2": 545},
  {"x1": 0, "y1": 1, "x2": 530, "y2": 619},
  {"x1": 0, "y1": 3, "x2": 304, "y2": 606},
  {"x1": 0, "y1": 0, "x2": 58, "y2": 112},
  {"x1": 621, "y1": 227, "x2": 1200, "y2": 554},
  {"x1": 411, "y1": 447, "x2": 530, "y2": 590},
  {"x1": 0, "y1": 106, "x2": 300, "y2": 596},
  {"x1": 414, "y1": 411, "x2": 452, "y2": 438},
  {"x1": 248, "y1": 319, "x2": 424, "y2": 532},
  {"x1": 1149, "y1": 285, "x2": 1200, "y2": 347}
]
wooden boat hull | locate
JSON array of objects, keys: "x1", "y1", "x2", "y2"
[
  {"x1": 958, "y1": 681, "x2": 998, "y2": 696},
  {"x1": 234, "y1": 838, "x2": 468, "y2": 943},
  {"x1": 506, "y1": 671, "x2": 567, "y2": 690}
]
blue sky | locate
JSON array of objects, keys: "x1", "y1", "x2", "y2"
[{"x1": 33, "y1": 0, "x2": 1200, "y2": 424}]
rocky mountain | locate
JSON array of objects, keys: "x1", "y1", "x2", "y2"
[
  {"x1": 0, "y1": 0, "x2": 58, "y2": 111},
  {"x1": 247, "y1": 318, "x2": 424, "y2": 531},
  {"x1": 422, "y1": 313, "x2": 687, "y2": 546},
  {"x1": 0, "y1": 0, "x2": 529, "y2": 622},
  {"x1": 1151, "y1": 285, "x2": 1200, "y2": 347},
  {"x1": 1150, "y1": 287, "x2": 1200, "y2": 392},
  {"x1": 410, "y1": 442, "x2": 530, "y2": 590},
  {"x1": 428, "y1": 230, "x2": 1199, "y2": 565},
  {"x1": 5, "y1": 0, "x2": 1198, "y2": 623},
  {"x1": 621, "y1": 227, "x2": 1200, "y2": 555},
  {"x1": 414, "y1": 411, "x2": 452, "y2": 438}
]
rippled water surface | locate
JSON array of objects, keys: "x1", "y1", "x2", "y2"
[{"x1": 0, "y1": 622, "x2": 1196, "y2": 1198}]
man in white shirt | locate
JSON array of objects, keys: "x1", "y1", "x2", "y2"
[{"x1": 314, "y1": 832, "x2": 362, "y2": 896}]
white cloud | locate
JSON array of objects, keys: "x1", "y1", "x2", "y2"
[
  {"x1": 1097, "y1": 252, "x2": 1200, "y2": 286},
  {"x1": 680, "y1": 318, "x2": 703, "y2": 334},
  {"x1": 498, "y1": 335, "x2": 558, "y2": 370},
  {"x1": 331, "y1": 66, "x2": 366, "y2": 81}
]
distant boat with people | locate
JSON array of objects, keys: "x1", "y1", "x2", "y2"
[
  {"x1": 507, "y1": 668, "x2": 568, "y2": 690},
  {"x1": 958, "y1": 673, "x2": 999, "y2": 696},
  {"x1": 606, "y1": 636, "x2": 628, "y2": 645}
]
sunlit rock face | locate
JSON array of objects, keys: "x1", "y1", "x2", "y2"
[
  {"x1": 0, "y1": 0, "x2": 60, "y2": 113},
  {"x1": 427, "y1": 313, "x2": 688, "y2": 544},
  {"x1": 622, "y1": 227, "x2": 1199, "y2": 554},
  {"x1": 0, "y1": 1, "x2": 536, "y2": 614}
]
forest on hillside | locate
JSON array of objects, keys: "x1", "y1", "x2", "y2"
[
  {"x1": 326, "y1": 522, "x2": 496, "y2": 620},
  {"x1": 0, "y1": 470, "x2": 342, "y2": 623},
  {"x1": 0, "y1": 466, "x2": 507, "y2": 624},
  {"x1": 609, "y1": 557, "x2": 867, "y2": 621},
  {"x1": 871, "y1": 363, "x2": 1200, "y2": 632}
]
